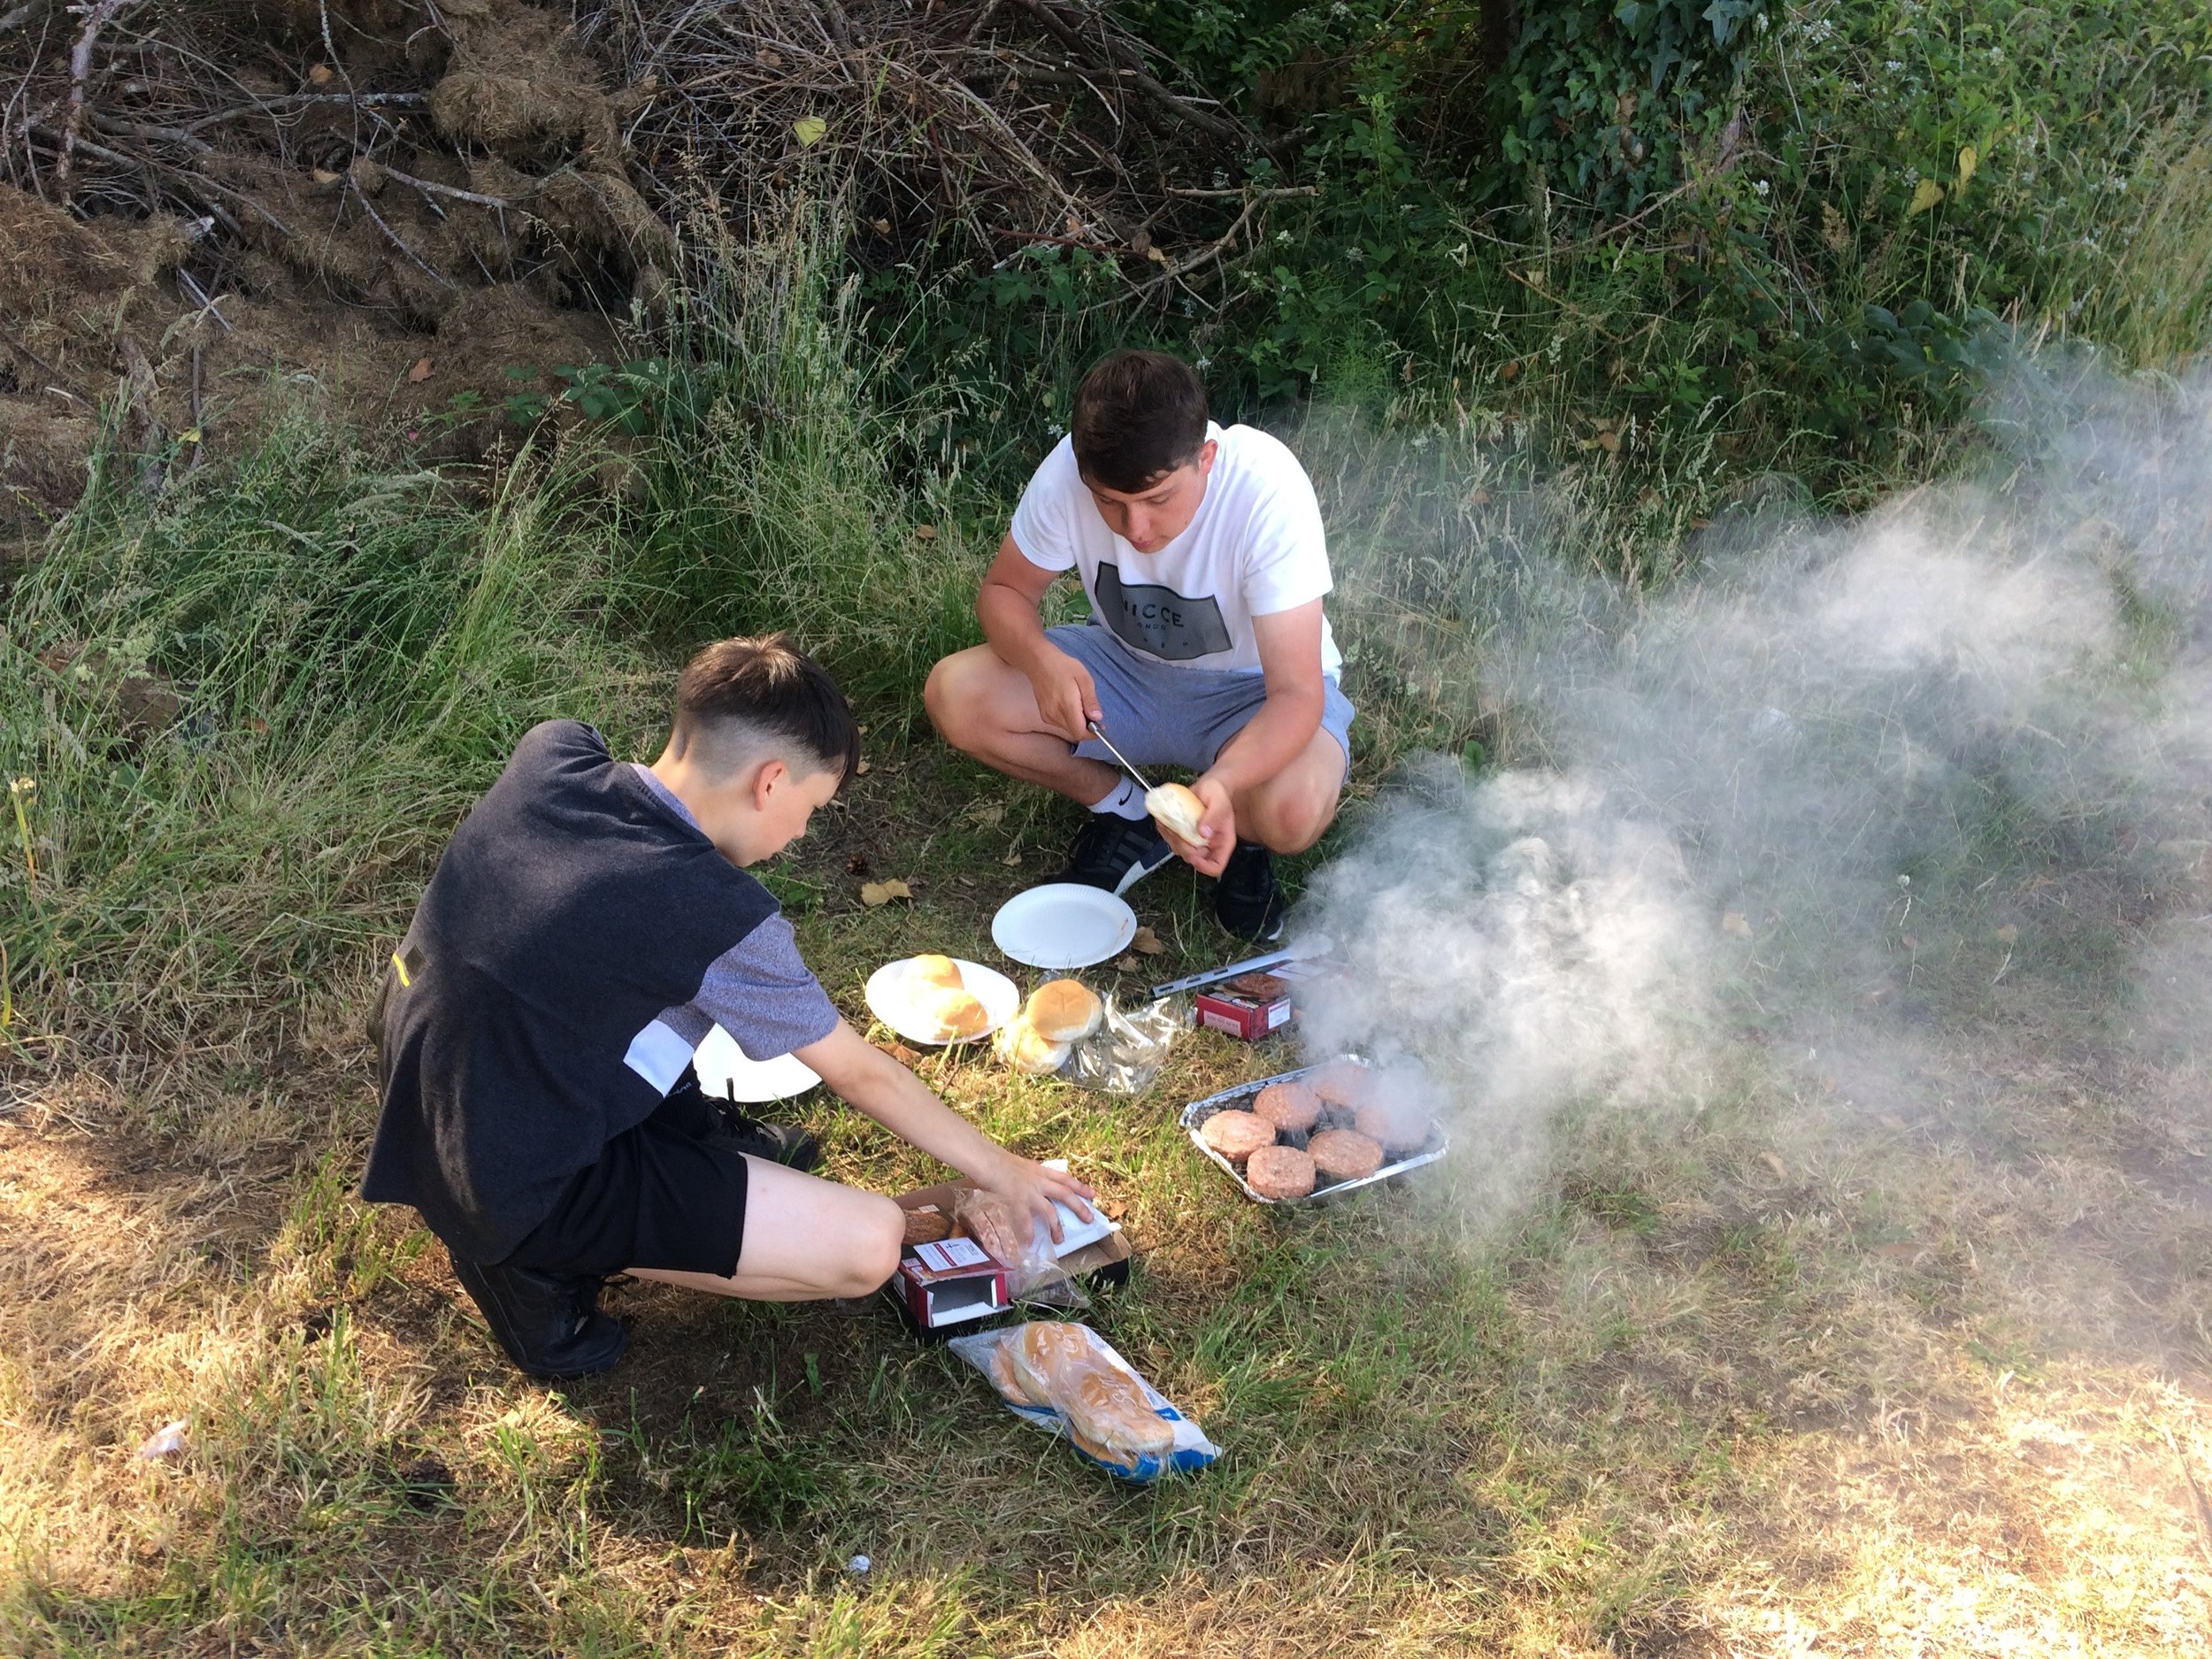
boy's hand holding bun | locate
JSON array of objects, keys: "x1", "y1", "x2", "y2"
[{"x1": 1148, "y1": 777, "x2": 1234, "y2": 876}]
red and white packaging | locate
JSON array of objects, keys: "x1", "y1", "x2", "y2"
[
  {"x1": 894, "y1": 1235, "x2": 1010, "y2": 1330},
  {"x1": 1193, "y1": 966, "x2": 1320, "y2": 1042}
]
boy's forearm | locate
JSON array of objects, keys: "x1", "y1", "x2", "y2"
[
  {"x1": 806, "y1": 1025, "x2": 1018, "y2": 1183},
  {"x1": 1204, "y1": 684, "x2": 1324, "y2": 796},
  {"x1": 976, "y1": 580, "x2": 1054, "y2": 674}
]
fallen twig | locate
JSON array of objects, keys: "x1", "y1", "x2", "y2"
[
  {"x1": 25, "y1": 119, "x2": 273, "y2": 234},
  {"x1": 180, "y1": 91, "x2": 426, "y2": 134},
  {"x1": 1085, "y1": 186, "x2": 1317, "y2": 314},
  {"x1": 380, "y1": 164, "x2": 512, "y2": 211},
  {"x1": 0, "y1": 0, "x2": 54, "y2": 35},
  {"x1": 349, "y1": 173, "x2": 454, "y2": 289},
  {"x1": 0, "y1": 322, "x2": 65, "y2": 382},
  {"x1": 57, "y1": 0, "x2": 142, "y2": 202}
]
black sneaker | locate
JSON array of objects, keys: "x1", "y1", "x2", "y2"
[
  {"x1": 708, "y1": 1103, "x2": 821, "y2": 1171},
  {"x1": 449, "y1": 1253, "x2": 627, "y2": 1379},
  {"x1": 1050, "y1": 812, "x2": 1175, "y2": 896},
  {"x1": 1214, "y1": 840, "x2": 1285, "y2": 942}
]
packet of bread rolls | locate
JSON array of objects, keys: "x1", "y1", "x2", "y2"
[{"x1": 948, "y1": 1321, "x2": 1221, "y2": 1483}]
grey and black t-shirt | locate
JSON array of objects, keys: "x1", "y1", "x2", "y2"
[{"x1": 359, "y1": 721, "x2": 839, "y2": 1262}]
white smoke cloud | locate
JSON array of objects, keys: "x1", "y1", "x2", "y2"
[{"x1": 1292, "y1": 357, "x2": 2212, "y2": 1223}]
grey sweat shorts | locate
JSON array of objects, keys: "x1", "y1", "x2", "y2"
[{"x1": 1048, "y1": 621, "x2": 1356, "y2": 776}]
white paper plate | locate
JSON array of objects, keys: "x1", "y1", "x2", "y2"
[
  {"x1": 989, "y1": 883, "x2": 1139, "y2": 970},
  {"x1": 864, "y1": 956, "x2": 1021, "y2": 1046},
  {"x1": 691, "y1": 1024, "x2": 820, "y2": 1103}
]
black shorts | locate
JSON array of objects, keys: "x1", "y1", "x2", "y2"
[{"x1": 500, "y1": 1083, "x2": 749, "y2": 1279}]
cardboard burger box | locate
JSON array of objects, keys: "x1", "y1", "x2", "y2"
[
  {"x1": 895, "y1": 1233, "x2": 1010, "y2": 1329},
  {"x1": 887, "y1": 1179, "x2": 1133, "y2": 1340},
  {"x1": 1202, "y1": 955, "x2": 1356, "y2": 1041}
]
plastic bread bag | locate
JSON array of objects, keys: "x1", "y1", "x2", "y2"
[
  {"x1": 1065, "y1": 995, "x2": 1185, "y2": 1095},
  {"x1": 949, "y1": 1187, "x2": 1082, "y2": 1304},
  {"x1": 948, "y1": 1320, "x2": 1220, "y2": 1483}
]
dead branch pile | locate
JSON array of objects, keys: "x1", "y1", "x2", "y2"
[
  {"x1": 602, "y1": 0, "x2": 1255, "y2": 280},
  {"x1": 0, "y1": 0, "x2": 1259, "y2": 319},
  {"x1": 0, "y1": 0, "x2": 1271, "y2": 526}
]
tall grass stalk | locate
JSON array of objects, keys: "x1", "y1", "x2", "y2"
[
  {"x1": 0, "y1": 417, "x2": 657, "y2": 1082},
  {"x1": 637, "y1": 200, "x2": 991, "y2": 712}
]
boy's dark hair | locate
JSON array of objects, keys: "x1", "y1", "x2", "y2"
[
  {"x1": 672, "y1": 634, "x2": 861, "y2": 787},
  {"x1": 1071, "y1": 349, "x2": 1209, "y2": 493}
]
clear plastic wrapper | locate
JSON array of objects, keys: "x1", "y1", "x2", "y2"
[
  {"x1": 1064, "y1": 994, "x2": 1184, "y2": 1094},
  {"x1": 949, "y1": 1320, "x2": 1220, "y2": 1483}
]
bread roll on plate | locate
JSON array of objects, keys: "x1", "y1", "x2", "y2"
[
  {"x1": 1145, "y1": 782, "x2": 1206, "y2": 844},
  {"x1": 911, "y1": 953, "x2": 965, "y2": 989},
  {"x1": 1024, "y1": 978, "x2": 1103, "y2": 1042},
  {"x1": 907, "y1": 981, "x2": 991, "y2": 1042}
]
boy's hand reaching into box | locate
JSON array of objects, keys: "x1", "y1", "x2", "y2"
[{"x1": 795, "y1": 1021, "x2": 1097, "y2": 1240}]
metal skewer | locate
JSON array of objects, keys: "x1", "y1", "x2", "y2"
[
  {"x1": 1085, "y1": 719, "x2": 1157, "y2": 795},
  {"x1": 1147, "y1": 944, "x2": 1310, "y2": 1002}
]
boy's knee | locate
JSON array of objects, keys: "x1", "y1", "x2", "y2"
[
  {"x1": 1253, "y1": 775, "x2": 1339, "y2": 855},
  {"x1": 923, "y1": 653, "x2": 975, "y2": 743},
  {"x1": 835, "y1": 1196, "x2": 905, "y2": 1297}
]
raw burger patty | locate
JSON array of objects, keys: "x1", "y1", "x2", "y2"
[
  {"x1": 1310, "y1": 1128, "x2": 1385, "y2": 1183},
  {"x1": 902, "y1": 1207, "x2": 952, "y2": 1246},
  {"x1": 1245, "y1": 1144, "x2": 1317, "y2": 1200},
  {"x1": 1252, "y1": 1080, "x2": 1323, "y2": 1134},
  {"x1": 1308, "y1": 1061, "x2": 1376, "y2": 1110},
  {"x1": 1356, "y1": 1098, "x2": 1432, "y2": 1158},
  {"x1": 1200, "y1": 1109, "x2": 1277, "y2": 1161}
]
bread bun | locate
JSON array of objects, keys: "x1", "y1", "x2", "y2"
[
  {"x1": 1309, "y1": 1128, "x2": 1385, "y2": 1184},
  {"x1": 987, "y1": 1341, "x2": 1039, "y2": 1406},
  {"x1": 1199, "y1": 1109, "x2": 1276, "y2": 1162},
  {"x1": 1024, "y1": 978, "x2": 1103, "y2": 1042},
  {"x1": 911, "y1": 953, "x2": 964, "y2": 989},
  {"x1": 910, "y1": 982, "x2": 990, "y2": 1041},
  {"x1": 1252, "y1": 1080, "x2": 1322, "y2": 1134},
  {"x1": 1010, "y1": 1323, "x2": 1174, "y2": 1460},
  {"x1": 1145, "y1": 781, "x2": 1206, "y2": 844},
  {"x1": 1245, "y1": 1143, "x2": 1317, "y2": 1200},
  {"x1": 996, "y1": 1016, "x2": 1071, "y2": 1076}
]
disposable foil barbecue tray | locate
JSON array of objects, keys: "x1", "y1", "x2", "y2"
[{"x1": 1180, "y1": 1060, "x2": 1449, "y2": 1205}]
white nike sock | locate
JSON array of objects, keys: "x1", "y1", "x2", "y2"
[{"x1": 1089, "y1": 776, "x2": 1149, "y2": 820}]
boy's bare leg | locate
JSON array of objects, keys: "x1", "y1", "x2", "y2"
[
  {"x1": 627, "y1": 1156, "x2": 904, "y2": 1302},
  {"x1": 924, "y1": 644, "x2": 1121, "y2": 803},
  {"x1": 1228, "y1": 723, "x2": 1348, "y2": 855}
]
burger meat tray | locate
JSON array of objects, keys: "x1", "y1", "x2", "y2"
[{"x1": 1181, "y1": 1061, "x2": 1450, "y2": 1205}]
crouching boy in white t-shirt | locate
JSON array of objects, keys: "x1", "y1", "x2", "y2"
[{"x1": 925, "y1": 349, "x2": 1353, "y2": 941}]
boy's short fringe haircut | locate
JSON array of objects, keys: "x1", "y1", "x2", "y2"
[
  {"x1": 673, "y1": 634, "x2": 862, "y2": 787},
  {"x1": 1071, "y1": 349, "x2": 1209, "y2": 494}
]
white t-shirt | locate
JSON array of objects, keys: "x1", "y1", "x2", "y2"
[{"x1": 1009, "y1": 421, "x2": 1340, "y2": 676}]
